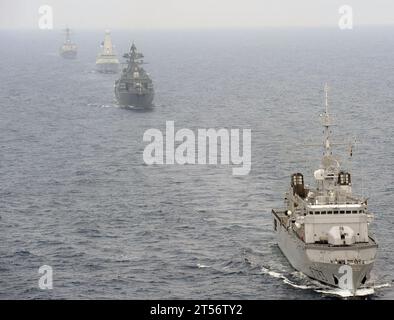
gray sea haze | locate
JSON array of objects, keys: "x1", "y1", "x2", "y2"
[{"x1": 0, "y1": 27, "x2": 393, "y2": 299}]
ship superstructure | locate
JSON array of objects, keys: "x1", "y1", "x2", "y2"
[{"x1": 96, "y1": 30, "x2": 119, "y2": 73}]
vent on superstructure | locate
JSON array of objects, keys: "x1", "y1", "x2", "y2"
[{"x1": 338, "y1": 171, "x2": 351, "y2": 186}]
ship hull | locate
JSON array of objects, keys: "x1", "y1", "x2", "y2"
[
  {"x1": 96, "y1": 62, "x2": 119, "y2": 74},
  {"x1": 273, "y1": 213, "x2": 377, "y2": 293},
  {"x1": 60, "y1": 50, "x2": 77, "y2": 59},
  {"x1": 114, "y1": 87, "x2": 154, "y2": 108}
]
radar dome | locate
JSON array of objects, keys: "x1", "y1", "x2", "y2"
[{"x1": 314, "y1": 169, "x2": 325, "y2": 180}]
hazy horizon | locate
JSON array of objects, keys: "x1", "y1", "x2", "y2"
[{"x1": 1, "y1": 0, "x2": 393, "y2": 30}]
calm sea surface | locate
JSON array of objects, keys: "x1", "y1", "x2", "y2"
[{"x1": 0, "y1": 28, "x2": 393, "y2": 299}]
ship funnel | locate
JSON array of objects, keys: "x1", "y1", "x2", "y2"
[{"x1": 291, "y1": 173, "x2": 306, "y2": 198}]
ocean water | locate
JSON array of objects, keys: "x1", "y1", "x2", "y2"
[{"x1": 0, "y1": 27, "x2": 393, "y2": 299}]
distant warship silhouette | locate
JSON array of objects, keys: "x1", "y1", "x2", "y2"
[
  {"x1": 96, "y1": 30, "x2": 119, "y2": 73},
  {"x1": 59, "y1": 27, "x2": 77, "y2": 59},
  {"x1": 114, "y1": 43, "x2": 154, "y2": 108}
]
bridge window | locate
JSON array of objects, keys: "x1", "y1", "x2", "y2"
[{"x1": 340, "y1": 210, "x2": 345, "y2": 214}]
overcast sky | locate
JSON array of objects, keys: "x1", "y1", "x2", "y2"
[{"x1": 0, "y1": 0, "x2": 393, "y2": 30}]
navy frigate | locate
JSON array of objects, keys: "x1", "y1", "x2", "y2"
[
  {"x1": 114, "y1": 43, "x2": 154, "y2": 108},
  {"x1": 96, "y1": 30, "x2": 119, "y2": 73},
  {"x1": 59, "y1": 27, "x2": 77, "y2": 59},
  {"x1": 272, "y1": 85, "x2": 378, "y2": 295}
]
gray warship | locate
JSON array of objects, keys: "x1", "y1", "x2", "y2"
[
  {"x1": 272, "y1": 85, "x2": 377, "y2": 294},
  {"x1": 96, "y1": 30, "x2": 119, "y2": 73},
  {"x1": 60, "y1": 27, "x2": 77, "y2": 59},
  {"x1": 114, "y1": 43, "x2": 154, "y2": 108}
]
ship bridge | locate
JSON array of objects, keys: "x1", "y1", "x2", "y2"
[{"x1": 288, "y1": 182, "x2": 372, "y2": 245}]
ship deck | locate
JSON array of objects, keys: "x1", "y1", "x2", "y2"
[{"x1": 271, "y1": 208, "x2": 378, "y2": 249}]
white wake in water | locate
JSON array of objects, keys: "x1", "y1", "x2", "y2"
[
  {"x1": 261, "y1": 266, "x2": 313, "y2": 290},
  {"x1": 86, "y1": 103, "x2": 120, "y2": 109},
  {"x1": 260, "y1": 266, "x2": 390, "y2": 298},
  {"x1": 315, "y1": 283, "x2": 391, "y2": 298}
]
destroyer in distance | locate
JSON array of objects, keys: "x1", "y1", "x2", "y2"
[
  {"x1": 59, "y1": 27, "x2": 77, "y2": 59},
  {"x1": 272, "y1": 86, "x2": 377, "y2": 295}
]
